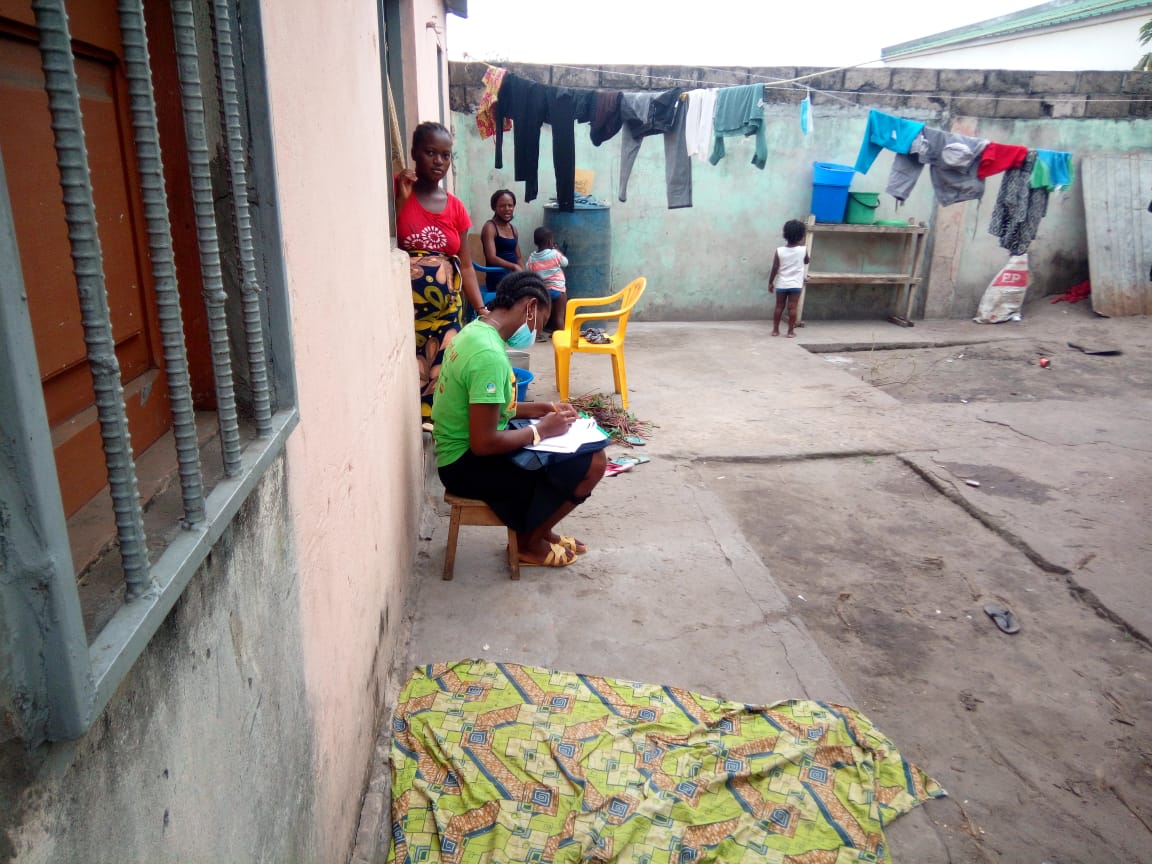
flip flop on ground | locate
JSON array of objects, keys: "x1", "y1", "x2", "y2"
[
  {"x1": 983, "y1": 604, "x2": 1020, "y2": 635},
  {"x1": 1067, "y1": 341, "x2": 1122, "y2": 356}
]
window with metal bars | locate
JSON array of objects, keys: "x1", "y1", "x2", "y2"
[{"x1": 0, "y1": 0, "x2": 297, "y2": 744}]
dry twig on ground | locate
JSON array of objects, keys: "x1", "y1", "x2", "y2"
[{"x1": 570, "y1": 393, "x2": 656, "y2": 447}]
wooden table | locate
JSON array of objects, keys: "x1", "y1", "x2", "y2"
[{"x1": 800, "y1": 216, "x2": 930, "y2": 327}]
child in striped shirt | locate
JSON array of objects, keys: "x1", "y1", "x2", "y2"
[{"x1": 527, "y1": 227, "x2": 569, "y2": 338}]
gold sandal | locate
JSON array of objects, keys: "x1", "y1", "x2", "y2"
[
  {"x1": 519, "y1": 541, "x2": 577, "y2": 568},
  {"x1": 557, "y1": 535, "x2": 588, "y2": 556}
]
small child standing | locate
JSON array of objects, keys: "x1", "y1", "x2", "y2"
[
  {"x1": 768, "y1": 219, "x2": 810, "y2": 338},
  {"x1": 527, "y1": 227, "x2": 569, "y2": 338}
]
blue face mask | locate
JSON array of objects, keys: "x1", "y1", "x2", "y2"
[
  {"x1": 506, "y1": 322, "x2": 534, "y2": 349},
  {"x1": 505, "y1": 305, "x2": 536, "y2": 348}
]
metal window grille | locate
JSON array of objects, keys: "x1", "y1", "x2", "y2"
[{"x1": 0, "y1": 0, "x2": 297, "y2": 744}]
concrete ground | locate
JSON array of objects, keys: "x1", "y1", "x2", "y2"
[{"x1": 356, "y1": 299, "x2": 1152, "y2": 864}]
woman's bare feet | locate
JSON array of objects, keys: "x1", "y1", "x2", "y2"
[{"x1": 771, "y1": 330, "x2": 780, "y2": 337}]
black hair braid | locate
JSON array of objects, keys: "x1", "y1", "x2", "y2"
[
  {"x1": 491, "y1": 270, "x2": 550, "y2": 310},
  {"x1": 411, "y1": 121, "x2": 451, "y2": 149}
]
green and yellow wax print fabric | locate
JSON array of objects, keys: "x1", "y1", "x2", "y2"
[
  {"x1": 410, "y1": 250, "x2": 464, "y2": 420},
  {"x1": 388, "y1": 660, "x2": 945, "y2": 864}
]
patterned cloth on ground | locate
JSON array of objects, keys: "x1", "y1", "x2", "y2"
[{"x1": 388, "y1": 660, "x2": 946, "y2": 864}]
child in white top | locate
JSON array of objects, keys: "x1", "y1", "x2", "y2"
[
  {"x1": 527, "y1": 227, "x2": 569, "y2": 336},
  {"x1": 767, "y1": 219, "x2": 810, "y2": 338}
]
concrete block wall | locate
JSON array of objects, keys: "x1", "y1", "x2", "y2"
[
  {"x1": 448, "y1": 61, "x2": 1150, "y2": 321},
  {"x1": 451, "y1": 63, "x2": 1152, "y2": 121}
]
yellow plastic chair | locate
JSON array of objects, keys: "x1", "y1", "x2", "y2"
[{"x1": 551, "y1": 277, "x2": 646, "y2": 409}]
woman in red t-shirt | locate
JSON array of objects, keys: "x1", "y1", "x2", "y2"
[{"x1": 396, "y1": 122, "x2": 484, "y2": 420}]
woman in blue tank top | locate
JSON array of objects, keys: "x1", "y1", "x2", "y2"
[{"x1": 480, "y1": 189, "x2": 523, "y2": 293}]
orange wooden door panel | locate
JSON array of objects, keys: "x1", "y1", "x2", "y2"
[{"x1": 1, "y1": 3, "x2": 173, "y2": 516}]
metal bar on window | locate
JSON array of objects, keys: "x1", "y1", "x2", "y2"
[
  {"x1": 211, "y1": 0, "x2": 273, "y2": 436},
  {"x1": 171, "y1": 0, "x2": 243, "y2": 476},
  {"x1": 33, "y1": 0, "x2": 152, "y2": 598},
  {"x1": 118, "y1": 0, "x2": 206, "y2": 526},
  {"x1": 0, "y1": 146, "x2": 93, "y2": 743}
]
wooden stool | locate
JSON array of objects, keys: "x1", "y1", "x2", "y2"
[{"x1": 443, "y1": 493, "x2": 520, "y2": 581}]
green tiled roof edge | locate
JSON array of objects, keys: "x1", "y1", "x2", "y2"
[{"x1": 882, "y1": 0, "x2": 1152, "y2": 59}]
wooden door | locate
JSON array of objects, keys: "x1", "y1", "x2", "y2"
[
  {"x1": 1083, "y1": 154, "x2": 1152, "y2": 317},
  {"x1": 1, "y1": 1, "x2": 172, "y2": 516}
]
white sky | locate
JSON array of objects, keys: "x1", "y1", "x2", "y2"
[{"x1": 447, "y1": 0, "x2": 1040, "y2": 68}]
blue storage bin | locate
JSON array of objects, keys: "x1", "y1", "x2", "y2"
[
  {"x1": 543, "y1": 203, "x2": 611, "y2": 300},
  {"x1": 811, "y1": 185, "x2": 851, "y2": 222},
  {"x1": 810, "y1": 161, "x2": 854, "y2": 223}
]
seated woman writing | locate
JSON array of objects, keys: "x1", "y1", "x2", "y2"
[{"x1": 432, "y1": 271, "x2": 607, "y2": 568}]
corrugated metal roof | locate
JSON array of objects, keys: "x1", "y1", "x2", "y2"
[{"x1": 882, "y1": 0, "x2": 1152, "y2": 59}]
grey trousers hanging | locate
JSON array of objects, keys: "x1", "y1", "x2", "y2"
[{"x1": 618, "y1": 89, "x2": 692, "y2": 210}]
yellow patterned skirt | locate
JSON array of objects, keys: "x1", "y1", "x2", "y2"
[{"x1": 410, "y1": 250, "x2": 463, "y2": 420}]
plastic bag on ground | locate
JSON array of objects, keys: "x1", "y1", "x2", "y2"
[{"x1": 974, "y1": 254, "x2": 1029, "y2": 324}]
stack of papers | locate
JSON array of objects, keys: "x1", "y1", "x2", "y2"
[{"x1": 526, "y1": 417, "x2": 608, "y2": 453}]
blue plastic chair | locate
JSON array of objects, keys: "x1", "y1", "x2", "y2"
[{"x1": 466, "y1": 233, "x2": 503, "y2": 321}]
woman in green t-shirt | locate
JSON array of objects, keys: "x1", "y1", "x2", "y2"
[{"x1": 433, "y1": 272, "x2": 606, "y2": 567}]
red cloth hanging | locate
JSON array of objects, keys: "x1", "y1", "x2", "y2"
[{"x1": 977, "y1": 143, "x2": 1029, "y2": 179}]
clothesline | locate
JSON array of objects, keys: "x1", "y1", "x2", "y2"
[
  {"x1": 843, "y1": 109, "x2": 1072, "y2": 256},
  {"x1": 476, "y1": 61, "x2": 1075, "y2": 262},
  {"x1": 463, "y1": 54, "x2": 1152, "y2": 107},
  {"x1": 465, "y1": 54, "x2": 885, "y2": 90}
]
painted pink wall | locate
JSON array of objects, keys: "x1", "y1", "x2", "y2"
[
  {"x1": 258, "y1": 0, "x2": 423, "y2": 854},
  {"x1": 400, "y1": 0, "x2": 453, "y2": 139}
]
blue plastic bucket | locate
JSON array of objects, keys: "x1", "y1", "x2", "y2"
[
  {"x1": 512, "y1": 366, "x2": 534, "y2": 402},
  {"x1": 811, "y1": 161, "x2": 854, "y2": 223},
  {"x1": 812, "y1": 161, "x2": 855, "y2": 186},
  {"x1": 811, "y1": 185, "x2": 850, "y2": 222}
]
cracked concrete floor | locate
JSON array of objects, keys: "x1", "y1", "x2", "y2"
[
  {"x1": 712, "y1": 454, "x2": 1152, "y2": 863},
  {"x1": 365, "y1": 300, "x2": 1152, "y2": 864}
]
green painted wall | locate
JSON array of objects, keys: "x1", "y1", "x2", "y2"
[{"x1": 452, "y1": 106, "x2": 1148, "y2": 321}]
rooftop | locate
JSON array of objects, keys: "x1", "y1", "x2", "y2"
[{"x1": 882, "y1": 0, "x2": 1152, "y2": 60}]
